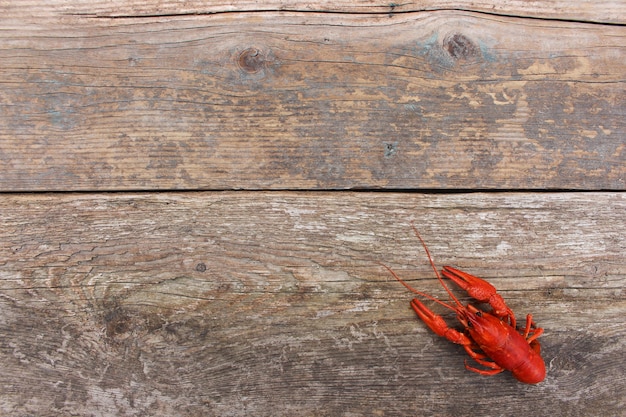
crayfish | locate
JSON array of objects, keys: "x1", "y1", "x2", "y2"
[{"x1": 382, "y1": 224, "x2": 545, "y2": 384}]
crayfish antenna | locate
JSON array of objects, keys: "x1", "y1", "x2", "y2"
[
  {"x1": 378, "y1": 262, "x2": 456, "y2": 312},
  {"x1": 410, "y1": 222, "x2": 464, "y2": 309}
]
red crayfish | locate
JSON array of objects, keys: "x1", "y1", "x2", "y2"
[{"x1": 382, "y1": 224, "x2": 545, "y2": 384}]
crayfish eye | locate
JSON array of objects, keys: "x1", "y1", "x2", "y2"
[{"x1": 475, "y1": 311, "x2": 482, "y2": 317}]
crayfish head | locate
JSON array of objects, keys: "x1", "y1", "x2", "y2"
[{"x1": 463, "y1": 305, "x2": 507, "y2": 348}]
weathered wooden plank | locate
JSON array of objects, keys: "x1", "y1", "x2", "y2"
[
  {"x1": 1, "y1": 11, "x2": 624, "y2": 191},
  {"x1": 1, "y1": 192, "x2": 623, "y2": 416},
  {"x1": 2, "y1": 0, "x2": 624, "y2": 24}
]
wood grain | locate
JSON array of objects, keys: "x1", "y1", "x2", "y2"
[
  {"x1": 1, "y1": 10, "x2": 624, "y2": 191},
  {"x1": 1, "y1": 1, "x2": 624, "y2": 415},
  {"x1": 3, "y1": 1, "x2": 625, "y2": 24},
  {"x1": 1, "y1": 192, "x2": 624, "y2": 416}
]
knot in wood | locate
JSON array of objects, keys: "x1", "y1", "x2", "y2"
[
  {"x1": 104, "y1": 308, "x2": 131, "y2": 338},
  {"x1": 238, "y1": 48, "x2": 265, "y2": 73},
  {"x1": 444, "y1": 33, "x2": 478, "y2": 60}
]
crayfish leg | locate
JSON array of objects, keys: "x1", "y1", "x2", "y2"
[
  {"x1": 522, "y1": 314, "x2": 544, "y2": 355},
  {"x1": 462, "y1": 345, "x2": 504, "y2": 374},
  {"x1": 465, "y1": 360, "x2": 505, "y2": 376}
]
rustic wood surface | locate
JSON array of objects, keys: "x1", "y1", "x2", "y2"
[
  {"x1": 0, "y1": 192, "x2": 624, "y2": 416},
  {"x1": 4, "y1": 1, "x2": 626, "y2": 23},
  {"x1": 1, "y1": 4, "x2": 624, "y2": 191},
  {"x1": 1, "y1": 1, "x2": 625, "y2": 416}
]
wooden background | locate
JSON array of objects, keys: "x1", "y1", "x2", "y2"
[{"x1": 1, "y1": 1, "x2": 624, "y2": 416}]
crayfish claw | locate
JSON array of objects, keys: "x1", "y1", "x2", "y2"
[{"x1": 442, "y1": 266, "x2": 517, "y2": 328}]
